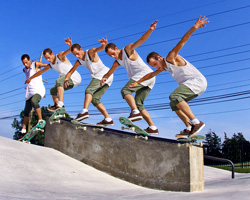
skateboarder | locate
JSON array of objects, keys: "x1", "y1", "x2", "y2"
[
  {"x1": 128, "y1": 16, "x2": 209, "y2": 138},
  {"x1": 21, "y1": 54, "x2": 46, "y2": 138},
  {"x1": 101, "y1": 21, "x2": 158, "y2": 134},
  {"x1": 64, "y1": 37, "x2": 114, "y2": 125},
  {"x1": 25, "y1": 38, "x2": 82, "y2": 112}
]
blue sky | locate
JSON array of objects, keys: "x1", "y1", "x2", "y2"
[{"x1": 0, "y1": 0, "x2": 250, "y2": 141}]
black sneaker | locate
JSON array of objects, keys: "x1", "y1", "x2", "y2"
[
  {"x1": 97, "y1": 119, "x2": 114, "y2": 126},
  {"x1": 75, "y1": 112, "x2": 89, "y2": 121},
  {"x1": 144, "y1": 127, "x2": 159, "y2": 135},
  {"x1": 128, "y1": 112, "x2": 143, "y2": 122}
]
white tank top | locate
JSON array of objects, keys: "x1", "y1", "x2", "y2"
[
  {"x1": 78, "y1": 50, "x2": 113, "y2": 86},
  {"x1": 49, "y1": 55, "x2": 81, "y2": 87},
  {"x1": 23, "y1": 62, "x2": 45, "y2": 100},
  {"x1": 164, "y1": 56, "x2": 207, "y2": 95},
  {"x1": 117, "y1": 48, "x2": 155, "y2": 89}
]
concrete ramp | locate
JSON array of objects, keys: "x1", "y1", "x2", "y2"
[{"x1": 45, "y1": 118, "x2": 204, "y2": 192}]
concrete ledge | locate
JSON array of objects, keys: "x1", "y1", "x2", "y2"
[{"x1": 44, "y1": 118, "x2": 204, "y2": 192}]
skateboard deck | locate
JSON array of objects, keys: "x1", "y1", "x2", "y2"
[
  {"x1": 19, "y1": 120, "x2": 46, "y2": 143},
  {"x1": 177, "y1": 135, "x2": 205, "y2": 146},
  {"x1": 49, "y1": 108, "x2": 66, "y2": 124},
  {"x1": 119, "y1": 117, "x2": 149, "y2": 140},
  {"x1": 71, "y1": 120, "x2": 105, "y2": 131}
]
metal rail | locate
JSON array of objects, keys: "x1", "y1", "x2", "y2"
[{"x1": 204, "y1": 155, "x2": 235, "y2": 179}]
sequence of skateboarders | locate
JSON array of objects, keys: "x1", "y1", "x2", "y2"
[{"x1": 20, "y1": 16, "x2": 209, "y2": 140}]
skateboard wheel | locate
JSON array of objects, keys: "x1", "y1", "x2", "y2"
[
  {"x1": 135, "y1": 135, "x2": 138, "y2": 139},
  {"x1": 200, "y1": 142, "x2": 203, "y2": 147},
  {"x1": 131, "y1": 127, "x2": 135, "y2": 132},
  {"x1": 49, "y1": 121, "x2": 53, "y2": 125},
  {"x1": 76, "y1": 126, "x2": 79, "y2": 130},
  {"x1": 121, "y1": 126, "x2": 125, "y2": 130},
  {"x1": 83, "y1": 127, "x2": 87, "y2": 131},
  {"x1": 145, "y1": 136, "x2": 148, "y2": 140},
  {"x1": 100, "y1": 128, "x2": 104, "y2": 132}
]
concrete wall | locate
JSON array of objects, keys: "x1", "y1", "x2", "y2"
[{"x1": 44, "y1": 118, "x2": 204, "y2": 192}]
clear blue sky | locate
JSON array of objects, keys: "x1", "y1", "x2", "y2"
[{"x1": 0, "y1": 0, "x2": 250, "y2": 141}]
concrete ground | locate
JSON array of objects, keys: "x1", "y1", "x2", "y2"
[{"x1": 0, "y1": 136, "x2": 249, "y2": 200}]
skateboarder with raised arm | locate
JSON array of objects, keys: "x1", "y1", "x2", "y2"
[
  {"x1": 20, "y1": 54, "x2": 47, "y2": 138},
  {"x1": 25, "y1": 38, "x2": 82, "y2": 112},
  {"x1": 64, "y1": 37, "x2": 114, "y2": 125},
  {"x1": 101, "y1": 20, "x2": 158, "y2": 134},
  {"x1": 128, "y1": 16, "x2": 209, "y2": 138}
]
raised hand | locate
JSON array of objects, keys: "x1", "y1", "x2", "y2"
[
  {"x1": 64, "y1": 37, "x2": 72, "y2": 46},
  {"x1": 194, "y1": 16, "x2": 209, "y2": 29},
  {"x1": 98, "y1": 36, "x2": 108, "y2": 46},
  {"x1": 150, "y1": 20, "x2": 158, "y2": 31}
]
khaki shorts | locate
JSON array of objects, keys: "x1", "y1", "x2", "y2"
[
  {"x1": 50, "y1": 76, "x2": 74, "y2": 96},
  {"x1": 121, "y1": 79, "x2": 151, "y2": 112},
  {"x1": 85, "y1": 78, "x2": 109, "y2": 106},
  {"x1": 24, "y1": 94, "x2": 42, "y2": 116},
  {"x1": 169, "y1": 84, "x2": 198, "y2": 111}
]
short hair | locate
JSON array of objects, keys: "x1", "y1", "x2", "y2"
[
  {"x1": 146, "y1": 52, "x2": 160, "y2": 63},
  {"x1": 71, "y1": 43, "x2": 82, "y2": 52},
  {"x1": 43, "y1": 48, "x2": 53, "y2": 56},
  {"x1": 105, "y1": 43, "x2": 117, "y2": 53},
  {"x1": 21, "y1": 54, "x2": 30, "y2": 61}
]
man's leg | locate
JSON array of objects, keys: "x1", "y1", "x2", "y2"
[{"x1": 121, "y1": 79, "x2": 143, "y2": 121}]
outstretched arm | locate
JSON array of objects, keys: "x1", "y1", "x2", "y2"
[
  {"x1": 25, "y1": 64, "x2": 51, "y2": 84},
  {"x1": 58, "y1": 37, "x2": 72, "y2": 61},
  {"x1": 128, "y1": 20, "x2": 158, "y2": 51},
  {"x1": 64, "y1": 60, "x2": 81, "y2": 88},
  {"x1": 128, "y1": 69, "x2": 163, "y2": 88},
  {"x1": 100, "y1": 60, "x2": 120, "y2": 86},
  {"x1": 35, "y1": 61, "x2": 49, "y2": 70},
  {"x1": 167, "y1": 16, "x2": 209, "y2": 60},
  {"x1": 90, "y1": 36, "x2": 108, "y2": 55}
]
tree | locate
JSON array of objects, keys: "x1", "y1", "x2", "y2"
[
  {"x1": 12, "y1": 106, "x2": 72, "y2": 146},
  {"x1": 204, "y1": 129, "x2": 222, "y2": 157}
]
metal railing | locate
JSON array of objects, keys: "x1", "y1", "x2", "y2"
[{"x1": 204, "y1": 155, "x2": 235, "y2": 179}]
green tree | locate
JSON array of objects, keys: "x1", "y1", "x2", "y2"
[{"x1": 204, "y1": 129, "x2": 222, "y2": 157}]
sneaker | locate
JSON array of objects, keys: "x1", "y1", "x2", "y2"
[
  {"x1": 175, "y1": 129, "x2": 191, "y2": 138},
  {"x1": 47, "y1": 104, "x2": 57, "y2": 112},
  {"x1": 97, "y1": 119, "x2": 114, "y2": 126},
  {"x1": 144, "y1": 127, "x2": 159, "y2": 135},
  {"x1": 75, "y1": 112, "x2": 89, "y2": 121},
  {"x1": 128, "y1": 112, "x2": 143, "y2": 122},
  {"x1": 189, "y1": 121, "x2": 205, "y2": 137}
]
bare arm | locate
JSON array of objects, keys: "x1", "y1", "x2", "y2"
[
  {"x1": 64, "y1": 60, "x2": 81, "y2": 88},
  {"x1": 128, "y1": 69, "x2": 163, "y2": 88},
  {"x1": 58, "y1": 37, "x2": 72, "y2": 61},
  {"x1": 35, "y1": 61, "x2": 49, "y2": 70},
  {"x1": 167, "y1": 16, "x2": 209, "y2": 61},
  {"x1": 25, "y1": 64, "x2": 51, "y2": 84},
  {"x1": 128, "y1": 20, "x2": 158, "y2": 51},
  {"x1": 100, "y1": 60, "x2": 120, "y2": 86},
  {"x1": 89, "y1": 36, "x2": 108, "y2": 55}
]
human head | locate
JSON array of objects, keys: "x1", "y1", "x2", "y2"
[
  {"x1": 21, "y1": 54, "x2": 31, "y2": 68},
  {"x1": 146, "y1": 52, "x2": 164, "y2": 70},
  {"x1": 71, "y1": 43, "x2": 84, "y2": 59},
  {"x1": 43, "y1": 48, "x2": 55, "y2": 63},
  {"x1": 105, "y1": 43, "x2": 120, "y2": 59}
]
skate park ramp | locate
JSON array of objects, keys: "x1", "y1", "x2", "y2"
[{"x1": 0, "y1": 136, "x2": 250, "y2": 200}]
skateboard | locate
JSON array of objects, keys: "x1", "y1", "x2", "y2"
[
  {"x1": 71, "y1": 120, "x2": 104, "y2": 131},
  {"x1": 119, "y1": 117, "x2": 149, "y2": 140},
  {"x1": 49, "y1": 108, "x2": 66, "y2": 124},
  {"x1": 19, "y1": 120, "x2": 46, "y2": 143},
  {"x1": 177, "y1": 135, "x2": 205, "y2": 146}
]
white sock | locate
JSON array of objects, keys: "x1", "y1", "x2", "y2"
[
  {"x1": 149, "y1": 126, "x2": 157, "y2": 130},
  {"x1": 191, "y1": 119, "x2": 200, "y2": 125},
  {"x1": 186, "y1": 126, "x2": 192, "y2": 131},
  {"x1": 105, "y1": 118, "x2": 112, "y2": 122},
  {"x1": 21, "y1": 129, "x2": 26, "y2": 134},
  {"x1": 132, "y1": 109, "x2": 140, "y2": 114},
  {"x1": 58, "y1": 101, "x2": 64, "y2": 108},
  {"x1": 82, "y1": 108, "x2": 88, "y2": 114},
  {"x1": 38, "y1": 119, "x2": 43, "y2": 122}
]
